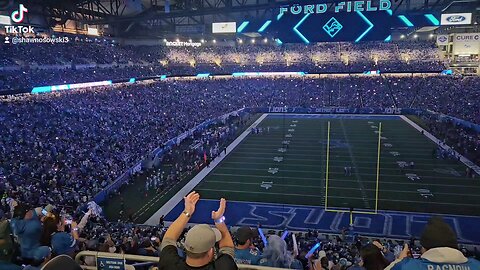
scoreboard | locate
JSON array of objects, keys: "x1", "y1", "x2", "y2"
[
  {"x1": 272, "y1": 10, "x2": 392, "y2": 43},
  {"x1": 234, "y1": 0, "x2": 442, "y2": 43}
]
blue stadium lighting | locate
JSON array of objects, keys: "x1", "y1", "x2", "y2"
[
  {"x1": 258, "y1": 20, "x2": 272, "y2": 32},
  {"x1": 232, "y1": 71, "x2": 305, "y2": 77},
  {"x1": 237, "y1": 21, "x2": 250, "y2": 33},
  {"x1": 424, "y1": 14, "x2": 439, "y2": 26},
  {"x1": 355, "y1": 11, "x2": 373, "y2": 43},
  {"x1": 275, "y1": 38, "x2": 283, "y2": 45},
  {"x1": 232, "y1": 72, "x2": 247, "y2": 77},
  {"x1": 31, "y1": 86, "x2": 52, "y2": 94},
  {"x1": 305, "y1": 243, "x2": 321, "y2": 259},
  {"x1": 386, "y1": 9, "x2": 393, "y2": 16},
  {"x1": 277, "y1": 12, "x2": 284, "y2": 21},
  {"x1": 293, "y1": 13, "x2": 311, "y2": 44},
  {"x1": 196, "y1": 73, "x2": 210, "y2": 78},
  {"x1": 129, "y1": 78, "x2": 136, "y2": 83},
  {"x1": 398, "y1": 15, "x2": 414, "y2": 27},
  {"x1": 258, "y1": 228, "x2": 268, "y2": 246},
  {"x1": 160, "y1": 75, "x2": 167, "y2": 80},
  {"x1": 32, "y1": 80, "x2": 113, "y2": 94},
  {"x1": 281, "y1": 230, "x2": 289, "y2": 240},
  {"x1": 384, "y1": 35, "x2": 392, "y2": 42}
]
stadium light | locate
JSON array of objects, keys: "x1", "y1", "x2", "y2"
[
  {"x1": 400, "y1": 34, "x2": 405, "y2": 39},
  {"x1": 251, "y1": 39, "x2": 255, "y2": 43},
  {"x1": 263, "y1": 38, "x2": 268, "y2": 43},
  {"x1": 200, "y1": 39, "x2": 205, "y2": 43},
  {"x1": 212, "y1": 39, "x2": 216, "y2": 43},
  {"x1": 163, "y1": 39, "x2": 167, "y2": 42},
  {"x1": 176, "y1": 38, "x2": 180, "y2": 42},
  {"x1": 429, "y1": 34, "x2": 434, "y2": 38},
  {"x1": 188, "y1": 39, "x2": 192, "y2": 43},
  {"x1": 238, "y1": 39, "x2": 243, "y2": 44},
  {"x1": 413, "y1": 34, "x2": 418, "y2": 38}
]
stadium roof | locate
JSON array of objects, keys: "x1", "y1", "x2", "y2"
[{"x1": 9, "y1": 0, "x2": 479, "y2": 38}]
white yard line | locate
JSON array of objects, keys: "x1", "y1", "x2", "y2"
[
  {"x1": 143, "y1": 113, "x2": 269, "y2": 225},
  {"x1": 209, "y1": 173, "x2": 480, "y2": 187},
  {"x1": 400, "y1": 115, "x2": 480, "y2": 175}
]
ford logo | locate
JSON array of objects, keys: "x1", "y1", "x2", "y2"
[{"x1": 446, "y1": 15, "x2": 466, "y2": 22}]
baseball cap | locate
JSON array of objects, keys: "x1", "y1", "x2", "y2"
[
  {"x1": 420, "y1": 216, "x2": 458, "y2": 249},
  {"x1": 184, "y1": 224, "x2": 221, "y2": 254},
  {"x1": 32, "y1": 246, "x2": 51, "y2": 261},
  {"x1": 235, "y1": 226, "x2": 257, "y2": 244},
  {"x1": 318, "y1": 250, "x2": 327, "y2": 259},
  {"x1": 42, "y1": 254, "x2": 83, "y2": 270},
  {"x1": 51, "y1": 232, "x2": 77, "y2": 255}
]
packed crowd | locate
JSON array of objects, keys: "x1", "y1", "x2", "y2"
[
  {"x1": 0, "y1": 74, "x2": 479, "y2": 269},
  {"x1": 0, "y1": 40, "x2": 445, "y2": 90},
  {"x1": 420, "y1": 113, "x2": 480, "y2": 168},
  {"x1": 1, "y1": 76, "x2": 479, "y2": 218},
  {"x1": 1, "y1": 192, "x2": 480, "y2": 270}
]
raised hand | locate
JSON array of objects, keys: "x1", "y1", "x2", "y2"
[
  {"x1": 211, "y1": 198, "x2": 226, "y2": 220},
  {"x1": 398, "y1": 243, "x2": 410, "y2": 259},
  {"x1": 184, "y1": 191, "x2": 200, "y2": 214}
]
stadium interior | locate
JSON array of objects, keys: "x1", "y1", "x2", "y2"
[{"x1": 0, "y1": 0, "x2": 480, "y2": 269}]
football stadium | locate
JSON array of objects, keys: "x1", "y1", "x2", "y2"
[{"x1": 0, "y1": 0, "x2": 480, "y2": 269}]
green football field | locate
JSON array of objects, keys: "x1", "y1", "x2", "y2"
[{"x1": 194, "y1": 114, "x2": 480, "y2": 216}]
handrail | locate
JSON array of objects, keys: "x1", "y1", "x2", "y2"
[{"x1": 75, "y1": 251, "x2": 293, "y2": 270}]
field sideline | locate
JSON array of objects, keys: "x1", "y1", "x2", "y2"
[
  {"x1": 186, "y1": 113, "x2": 479, "y2": 216},
  {"x1": 153, "y1": 113, "x2": 480, "y2": 243}
]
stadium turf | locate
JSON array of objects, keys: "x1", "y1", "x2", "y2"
[{"x1": 193, "y1": 114, "x2": 480, "y2": 216}]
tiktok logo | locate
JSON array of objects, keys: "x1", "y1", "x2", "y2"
[{"x1": 11, "y1": 4, "x2": 28, "y2": 23}]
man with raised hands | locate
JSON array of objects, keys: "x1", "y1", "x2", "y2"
[{"x1": 158, "y1": 191, "x2": 238, "y2": 270}]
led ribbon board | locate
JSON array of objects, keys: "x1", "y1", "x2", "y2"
[
  {"x1": 235, "y1": 0, "x2": 440, "y2": 43},
  {"x1": 272, "y1": 10, "x2": 392, "y2": 43}
]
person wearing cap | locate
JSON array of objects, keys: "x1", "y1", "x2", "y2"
[
  {"x1": 234, "y1": 226, "x2": 261, "y2": 265},
  {"x1": 158, "y1": 191, "x2": 237, "y2": 270},
  {"x1": 308, "y1": 250, "x2": 333, "y2": 270},
  {"x1": 387, "y1": 217, "x2": 480, "y2": 270},
  {"x1": 40, "y1": 213, "x2": 79, "y2": 258},
  {"x1": 23, "y1": 246, "x2": 52, "y2": 270},
  {"x1": 9, "y1": 203, "x2": 45, "y2": 260},
  {"x1": 0, "y1": 209, "x2": 22, "y2": 270}
]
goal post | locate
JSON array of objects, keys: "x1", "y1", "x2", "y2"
[{"x1": 324, "y1": 121, "x2": 382, "y2": 215}]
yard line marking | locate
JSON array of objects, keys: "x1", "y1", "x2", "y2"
[
  {"x1": 202, "y1": 180, "x2": 480, "y2": 197},
  {"x1": 400, "y1": 115, "x2": 480, "y2": 176},
  {"x1": 195, "y1": 188, "x2": 480, "y2": 207},
  {"x1": 338, "y1": 119, "x2": 369, "y2": 208},
  {"x1": 230, "y1": 151, "x2": 444, "y2": 159},
  {"x1": 219, "y1": 161, "x2": 466, "y2": 174},
  {"x1": 225, "y1": 156, "x2": 467, "y2": 167},
  {"x1": 209, "y1": 173, "x2": 480, "y2": 188},
  {"x1": 142, "y1": 113, "x2": 269, "y2": 225},
  {"x1": 214, "y1": 167, "x2": 470, "y2": 180}
]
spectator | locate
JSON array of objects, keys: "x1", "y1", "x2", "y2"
[
  {"x1": 388, "y1": 217, "x2": 480, "y2": 270},
  {"x1": 23, "y1": 246, "x2": 52, "y2": 270},
  {"x1": 9, "y1": 204, "x2": 46, "y2": 260},
  {"x1": 158, "y1": 192, "x2": 237, "y2": 270},
  {"x1": 259, "y1": 235, "x2": 303, "y2": 269},
  {"x1": 41, "y1": 214, "x2": 79, "y2": 258},
  {"x1": 234, "y1": 226, "x2": 262, "y2": 265},
  {"x1": 360, "y1": 243, "x2": 390, "y2": 270},
  {"x1": 0, "y1": 209, "x2": 22, "y2": 270},
  {"x1": 41, "y1": 254, "x2": 84, "y2": 270}
]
